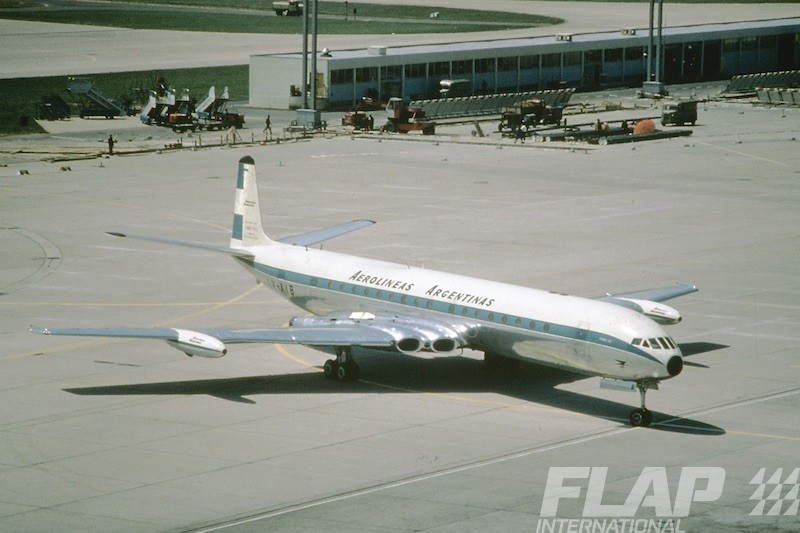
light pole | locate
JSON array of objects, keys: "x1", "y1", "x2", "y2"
[
  {"x1": 297, "y1": 0, "x2": 322, "y2": 128},
  {"x1": 642, "y1": 0, "x2": 667, "y2": 97}
]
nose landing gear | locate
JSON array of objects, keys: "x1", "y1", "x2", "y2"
[{"x1": 629, "y1": 380, "x2": 657, "y2": 427}]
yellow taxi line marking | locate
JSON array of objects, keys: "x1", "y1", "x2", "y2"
[
  {"x1": 274, "y1": 343, "x2": 318, "y2": 369},
  {"x1": 727, "y1": 430, "x2": 800, "y2": 443},
  {"x1": 695, "y1": 140, "x2": 791, "y2": 168}
]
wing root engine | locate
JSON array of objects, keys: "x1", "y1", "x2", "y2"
[{"x1": 289, "y1": 312, "x2": 470, "y2": 354}]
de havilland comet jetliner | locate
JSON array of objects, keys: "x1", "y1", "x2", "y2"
[{"x1": 33, "y1": 156, "x2": 698, "y2": 427}]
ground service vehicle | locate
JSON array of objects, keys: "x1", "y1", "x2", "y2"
[
  {"x1": 342, "y1": 111, "x2": 372, "y2": 130},
  {"x1": 439, "y1": 79, "x2": 471, "y2": 98},
  {"x1": 661, "y1": 101, "x2": 697, "y2": 126},
  {"x1": 384, "y1": 98, "x2": 435, "y2": 134},
  {"x1": 273, "y1": 1, "x2": 303, "y2": 15},
  {"x1": 194, "y1": 86, "x2": 245, "y2": 131},
  {"x1": 499, "y1": 99, "x2": 564, "y2": 132},
  {"x1": 140, "y1": 85, "x2": 244, "y2": 133},
  {"x1": 67, "y1": 77, "x2": 128, "y2": 119}
]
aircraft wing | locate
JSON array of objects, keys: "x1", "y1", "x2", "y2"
[
  {"x1": 32, "y1": 312, "x2": 470, "y2": 357},
  {"x1": 598, "y1": 284, "x2": 698, "y2": 303},
  {"x1": 277, "y1": 219, "x2": 376, "y2": 247},
  {"x1": 31, "y1": 325, "x2": 396, "y2": 348},
  {"x1": 596, "y1": 284, "x2": 698, "y2": 325}
]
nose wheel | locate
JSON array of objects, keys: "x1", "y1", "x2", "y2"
[
  {"x1": 629, "y1": 381, "x2": 655, "y2": 427},
  {"x1": 629, "y1": 407, "x2": 653, "y2": 427},
  {"x1": 323, "y1": 346, "x2": 361, "y2": 383}
]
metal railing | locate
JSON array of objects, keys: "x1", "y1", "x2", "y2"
[
  {"x1": 755, "y1": 88, "x2": 800, "y2": 105},
  {"x1": 724, "y1": 70, "x2": 800, "y2": 94},
  {"x1": 409, "y1": 88, "x2": 575, "y2": 120}
]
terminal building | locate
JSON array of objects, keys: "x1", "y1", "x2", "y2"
[{"x1": 250, "y1": 17, "x2": 800, "y2": 109}]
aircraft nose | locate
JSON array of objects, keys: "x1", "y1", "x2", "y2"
[{"x1": 667, "y1": 355, "x2": 683, "y2": 377}]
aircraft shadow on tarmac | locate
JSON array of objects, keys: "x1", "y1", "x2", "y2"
[
  {"x1": 678, "y1": 341, "x2": 728, "y2": 370},
  {"x1": 65, "y1": 346, "x2": 726, "y2": 436}
]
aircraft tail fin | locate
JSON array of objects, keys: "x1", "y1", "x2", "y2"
[{"x1": 231, "y1": 156, "x2": 275, "y2": 249}]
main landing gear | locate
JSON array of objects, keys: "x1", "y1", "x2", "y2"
[
  {"x1": 323, "y1": 346, "x2": 361, "y2": 383},
  {"x1": 629, "y1": 381, "x2": 655, "y2": 427}
]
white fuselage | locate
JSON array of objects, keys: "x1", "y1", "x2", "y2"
[{"x1": 237, "y1": 242, "x2": 682, "y2": 382}]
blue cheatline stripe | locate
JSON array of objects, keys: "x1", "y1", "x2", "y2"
[
  {"x1": 248, "y1": 260, "x2": 659, "y2": 363},
  {"x1": 237, "y1": 163, "x2": 246, "y2": 190},
  {"x1": 232, "y1": 214, "x2": 243, "y2": 240}
]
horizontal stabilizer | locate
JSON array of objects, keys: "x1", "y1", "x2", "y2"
[
  {"x1": 277, "y1": 219, "x2": 376, "y2": 247},
  {"x1": 107, "y1": 232, "x2": 254, "y2": 258}
]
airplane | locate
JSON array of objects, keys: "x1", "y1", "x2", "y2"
[{"x1": 32, "y1": 155, "x2": 698, "y2": 427}]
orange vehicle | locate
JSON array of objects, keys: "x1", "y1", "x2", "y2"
[{"x1": 383, "y1": 98, "x2": 435, "y2": 135}]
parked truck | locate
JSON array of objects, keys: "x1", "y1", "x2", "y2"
[
  {"x1": 661, "y1": 101, "x2": 697, "y2": 126},
  {"x1": 273, "y1": 1, "x2": 303, "y2": 16},
  {"x1": 439, "y1": 79, "x2": 471, "y2": 98},
  {"x1": 498, "y1": 98, "x2": 564, "y2": 132}
]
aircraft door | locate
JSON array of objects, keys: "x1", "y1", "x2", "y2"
[{"x1": 573, "y1": 322, "x2": 592, "y2": 364}]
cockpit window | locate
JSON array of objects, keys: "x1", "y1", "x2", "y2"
[{"x1": 634, "y1": 337, "x2": 678, "y2": 350}]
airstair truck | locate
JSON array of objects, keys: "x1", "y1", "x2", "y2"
[
  {"x1": 194, "y1": 86, "x2": 245, "y2": 130},
  {"x1": 67, "y1": 77, "x2": 127, "y2": 118}
]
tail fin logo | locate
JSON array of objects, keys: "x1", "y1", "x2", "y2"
[{"x1": 231, "y1": 156, "x2": 272, "y2": 248}]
